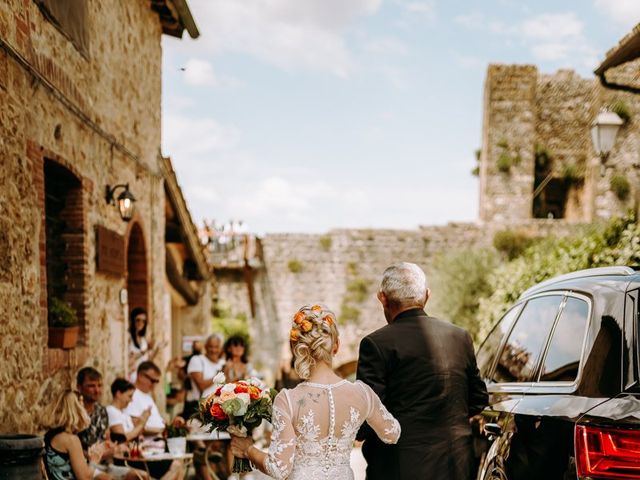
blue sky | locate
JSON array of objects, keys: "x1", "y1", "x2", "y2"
[{"x1": 161, "y1": 0, "x2": 640, "y2": 234}]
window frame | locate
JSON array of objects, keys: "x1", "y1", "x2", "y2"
[
  {"x1": 486, "y1": 291, "x2": 566, "y2": 387},
  {"x1": 477, "y1": 302, "x2": 524, "y2": 381},
  {"x1": 533, "y1": 292, "x2": 592, "y2": 388}
]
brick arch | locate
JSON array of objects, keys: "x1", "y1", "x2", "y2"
[{"x1": 125, "y1": 220, "x2": 149, "y2": 323}]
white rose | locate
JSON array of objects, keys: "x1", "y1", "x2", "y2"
[
  {"x1": 235, "y1": 392, "x2": 250, "y2": 416},
  {"x1": 221, "y1": 383, "x2": 236, "y2": 393},
  {"x1": 212, "y1": 371, "x2": 226, "y2": 385}
]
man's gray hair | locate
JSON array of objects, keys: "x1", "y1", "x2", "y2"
[
  {"x1": 380, "y1": 262, "x2": 428, "y2": 305},
  {"x1": 206, "y1": 333, "x2": 224, "y2": 345}
]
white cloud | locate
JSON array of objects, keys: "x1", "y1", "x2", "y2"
[
  {"x1": 455, "y1": 11, "x2": 598, "y2": 70},
  {"x1": 363, "y1": 36, "x2": 409, "y2": 56},
  {"x1": 183, "y1": 58, "x2": 217, "y2": 86},
  {"x1": 176, "y1": 0, "x2": 382, "y2": 77},
  {"x1": 594, "y1": 0, "x2": 640, "y2": 28},
  {"x1": 397, "y1": 0, "x2": 436, "y2": 22},
  {"x1": 162, "y1": 112, "x2": 241, "y2": 159},
  {"x1": 520, "y1": 13, "x2": 583, "y2": 40}
]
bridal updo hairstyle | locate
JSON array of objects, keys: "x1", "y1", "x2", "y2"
[{"x1": 289, "y1": 304, "x2": 338, "y2": 380}]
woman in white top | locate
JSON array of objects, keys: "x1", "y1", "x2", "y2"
[
  {"x1": 128, "y1": 308, "x2": 164, "y2": 380},
  {"x1": 230, "y1": 304, "x2": 401, "y2": 480},
  {"x1": 107, "y1": 378, "x2": 150, "y2": 442}
]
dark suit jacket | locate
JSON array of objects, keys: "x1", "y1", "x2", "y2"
[{"x1": 356, "y1": 309, "x2": 488, "y2": 480}]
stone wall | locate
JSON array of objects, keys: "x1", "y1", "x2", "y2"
[
  {"x1": 0, "y1": 0, "x2": 168, "y2": 432},
  {"x1": 480, "y1": 64, "x2": 640, "y2": 224}
]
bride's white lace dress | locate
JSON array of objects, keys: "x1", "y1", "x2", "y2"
[{"x1": 263, "y1": 379, "x2": 400, "y2": 480}]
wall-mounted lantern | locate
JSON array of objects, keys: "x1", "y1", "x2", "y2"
[{"x1": 105, "y1": 183, "x2": 136, "y2": 221}]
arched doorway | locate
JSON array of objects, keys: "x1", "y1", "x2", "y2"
[{"x1": 126, "y1": 221, "x2": 149, "y2": 326}]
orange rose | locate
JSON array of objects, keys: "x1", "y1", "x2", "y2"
[
  {"x1": 301, "y1": 320, "x2": 313, "y2": 333},
  {"x1": 210, "y1": 403, "x2": 227, "y2": 420},
  {"x1": 248, "y1": 385, "x2": 261, "y2": 400},
  {"x1": 311, "y1": 305, "x2": 322, "y2": 312},
  {"x1": 323, "y1": 315, "x2": 334, "y2": 326},
  {"x1": 293, "y1": 311, "x2": 306, "y2": 325},
  {"x1": 290, "y1": 328, "x2": 300, "y2": 342}
]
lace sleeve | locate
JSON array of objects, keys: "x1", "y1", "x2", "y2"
[
  {"x1": 264, "y1": 391, "x2": 297, "y2": 479},
  {"x1": 358, "y1": 381, "x2": 401, "y2": 444}
]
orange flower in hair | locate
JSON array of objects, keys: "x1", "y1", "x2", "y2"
[
  {"x1": 293, "y1": 311, "x2": 305, "y2": 325},
  {"x1": 301, "y1": 320, "x2": 313, "y2": 333},
  {"x1": 290, "y1": 328, "x2": 300, "y2": 342},
  {"x1": 323, "y1": 314, "x2": 334, "y2": 327},
  {"x1": 311, "y1": 305, "x2": 322, "y2": 312}
]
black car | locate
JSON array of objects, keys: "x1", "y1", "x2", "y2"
[{"x1": 475, "y1": 266, "x2": 640, "y2": 480}]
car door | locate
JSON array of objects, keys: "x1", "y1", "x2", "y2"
[{"x1": 476, "y1": 294, "x2": 565, "y2": 480}]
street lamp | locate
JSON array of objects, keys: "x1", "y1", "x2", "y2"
[
  {"x1": 591, "y1": 108, "x2": 624, "y2": 175},
  {"x1": 105, "y1": 183, "x2": 136, "y2": 221}
]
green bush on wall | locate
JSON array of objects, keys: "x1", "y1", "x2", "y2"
[
  {"x1": 493, "y1": 230, "x2": 534, "y2": 260},
  {"x1": 610, "y1": 174, "x2": 631, "y2": 200},
  {"x1": 319, "y1": 235, "x2": 332, "y2": 251},
  {"x1": 287, "y1": 259, "x2": 303, "y2": 273},
  {"x1": 610, "y1": 99, "x2": 631, "y2": 123}
]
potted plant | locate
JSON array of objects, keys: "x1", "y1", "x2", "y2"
[
  {"x1": 48, "y1": 297, "x2": 80, "y2": 349},
  {"x1": 165, "y1": 425, "x2": 189, "y2": 455}
]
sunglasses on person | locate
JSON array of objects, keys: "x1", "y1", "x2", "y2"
[{"x1": 142, "y1": 372, "x2": 160, "y2": 384}]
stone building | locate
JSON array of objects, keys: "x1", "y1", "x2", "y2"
[
  {"x1": 0, "y1": 0, "x2": 208, "y2": 432},
  {"x1": 479, "y1": 62, "x2": 640, "y2": 224}
]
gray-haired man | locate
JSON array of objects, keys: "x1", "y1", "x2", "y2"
[{"x1": 356, "y1": 262, "x2": 488, "y2": 480}]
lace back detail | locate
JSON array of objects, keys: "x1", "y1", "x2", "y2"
[{"x1": 264, "y1": 380, "x2": 400, "y2": 480}]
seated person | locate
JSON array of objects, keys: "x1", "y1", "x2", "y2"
[
  {"x1": 124, "y1": 361, "x2": 166, "y2": 438},
  {"x1": 107, "y1": 378, "x2": 150, "y2": 442},
  {"x1": 43, "y1": 389, "x2": 109, "y2": 480}
]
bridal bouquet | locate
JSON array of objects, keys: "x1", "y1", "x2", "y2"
[{"x1": 197, "y1": 372, "x2": 277, "y2": 473}]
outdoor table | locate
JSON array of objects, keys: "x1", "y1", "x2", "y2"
[{"x1": 113, "y1": 452, "x2": 193, "y2": 479}]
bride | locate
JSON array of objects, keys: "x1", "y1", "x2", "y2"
[{"x1": 230, "y1": 304, "x2": 400, "y2": 479}]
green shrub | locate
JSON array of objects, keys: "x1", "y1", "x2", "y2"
[
  {"x1": 493, "y1": 230, "x2": 534, "y2": 260},
  {"x1": 319, "y1": 235, "x2": 332, "y2": 251},
  {"x1": 497, "y1": 138, "x2": 509, "y2": 149},
  {"x1": 496, "y1": 152, "x2": 512, "y2": 172},
  {"x1": 287, "y1": 259, "x2": 303, "y2": 273},
  {"x1": 429, "y1": 248, "x2": 500, "y2": 342},
  {"x1": 346, "y1": 262, "x2": 358, "y2": 276},
  {"x1": 48, "y1": 297, "x2": 79, "y2": 327},
  {"x1": 535, "y1": 144, "x2": 551, "y2": 169},
  {"x1": 610, "y1": 99, "x2": 631, "y2": 123},
  {"x1": 471, "y1": 166, "x2": 480, "y2": 177},
  {"x1": 211, "y1": 300, "x2": 250, "y2": 339},
  {"x1": 610, "y1": 174, "x2": 631, "y2": 200},
  {"x1": 346, "y1": 278, "x2": 371, "y2": 303}
]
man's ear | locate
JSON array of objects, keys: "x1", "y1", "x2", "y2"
[
  {"x1": 377, "y1": 291, "x2": 387, "y2": 308},
  {"x1": 424, "y1": 288, "x2": 431, "y2": 305}
]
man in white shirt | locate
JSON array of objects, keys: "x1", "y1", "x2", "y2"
[
  {"x1": 125, "y1": 361, "x2": 166, "y2": 437},
  {"x1": 188, "y1": 334, "x2": 225, "y2": 400}
]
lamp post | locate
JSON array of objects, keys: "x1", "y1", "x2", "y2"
[{"x1": 590, "y1": 108, "x2": 624, "y2": 176}]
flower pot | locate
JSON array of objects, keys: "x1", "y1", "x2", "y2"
[
  {"x1": 166, "y1": 437, "x2": 186, "y2": 455},
  {"x1": 48, "y1": 326, "x2": 80, "y2": 349}
]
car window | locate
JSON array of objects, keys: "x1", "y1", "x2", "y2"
[
  {"x1": 493, "y1": 295, "x2": 564, "y2": 383},
  {"x1": 476, "y1": 304, "x2": 523, "y2": 379},
  {"x1": 539, "y1": 296, "x2": 589, "y2": 382}
]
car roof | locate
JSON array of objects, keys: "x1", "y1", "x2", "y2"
[{"x1": 519, "y1": 266, "x2": 640, "y2": 299}]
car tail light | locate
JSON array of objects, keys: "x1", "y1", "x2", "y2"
[{"x1": 576, "y1": 424, "x2": 640, "y2": 478}]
